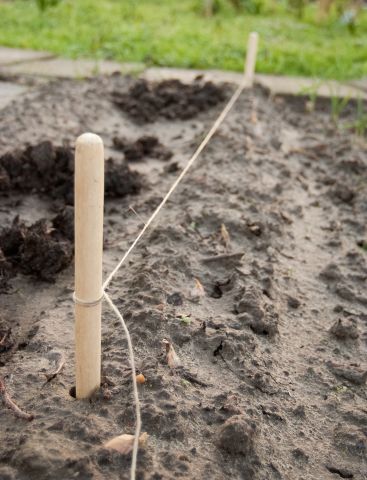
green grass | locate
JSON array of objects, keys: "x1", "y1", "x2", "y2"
[{"x1": 0, "y1": 0, "x2": 366, "y2": 79}]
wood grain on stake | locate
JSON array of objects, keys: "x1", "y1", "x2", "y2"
[
  {"x1": 244, "y1": 32, "x2": 259, "y2": 87},
  {"x1": 75, "y1": 133, "x2": 104, "y2": 399}
]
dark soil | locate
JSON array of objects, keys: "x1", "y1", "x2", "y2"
[
  {"x1": 113, "y1": 135, "x2": 172, "y2": 162},
  {"x1": 0, "y1": 215, "x2": 73, "y2": 286},
  {"x1": 0, "y1": 321, "x2": 14, "y2": 354},
  {"x1": 0, "y1": 73, "x2": 366, "y2": 480},
  {"x1": 0, "y1": 141, "x2": 142, "y2": 204},
  {"x1": 112, "y1": 78, "x2": 227, "y2": 123}
]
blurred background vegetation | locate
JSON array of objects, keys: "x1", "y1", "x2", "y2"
[{"x1": 0, "y1": 0, "x2": 365, "y2": 79}]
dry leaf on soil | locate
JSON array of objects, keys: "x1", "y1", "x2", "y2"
[
  {"x1": 162, "y1": 339, "x2": 182, "y2": 368},
  {"x1": 189, "y1": 278, "x2": 205, "y2": 301},
  {"x1": 251, "y1": 106, "x2": 258, "y2": 124},
  {"x1": 220, "y1": 224, "x2": 230, "y2": 248},
  {"x1": 104, "y1": 432, "x2": 148, "y2": 454}
]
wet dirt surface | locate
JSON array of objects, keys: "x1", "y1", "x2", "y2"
[{"x1": 0, "y1": 75, "x2": 366, "y2": 480}]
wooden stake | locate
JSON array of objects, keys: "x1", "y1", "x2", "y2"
[
  {"x1": 244, "y1": 32, "x2": 259, "y2": 88},
  {"x1": 203, "y1": 0, "x2": 214, "y2": 16},
  {"x1": 74, "y1": 133, "x2": 104, "y2": 399}
]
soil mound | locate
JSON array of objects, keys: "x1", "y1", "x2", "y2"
[
  {"x1": 0, "y1": 141, "x2": 142, "y2": 204},
  {"x1": 112, "y1": 78, "x2": 227, "y2": 123}
]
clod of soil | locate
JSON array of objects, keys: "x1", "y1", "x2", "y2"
[
  {"x1": 287, "y1": 295, "x2": 300, "y2": 309},
  {"x1": 235, "y1": 285, "x2": 265, "y2": 316},
  {"x1": 52, "y1": 206, "x2": 74, "y2": 242},
  {"x1": 0, "y1": 322, "x2": 14, "y2": 354},
  {"x1": 217, "y1": 415, "x2": 258, "y2": 456},
  {"x1": 329, "y1": 318, "x2": 359, "y2": 340},
  {"x1": 112, "y1": 78, "x2": 227, "y2": 123},
  {"x1": 113, "y1": 135, "x2": 172, "y2": 162},
  {"x1": 0, "y1": 216, "x2": 73, "y2": 283},
  {"x1": 0, "y1": 141, "x2": 142, "y2": 204},
  {"x1": 104, "y1": 158, "x2": 142, "y2": 198},
  {"x1": 238, "y1": 312, "x2": 278, "y2": 337},
  {"x1": 327, "y1": 361, "x2": 367, "y2": 385},
  {"x1": 332, "y1": 183, "x2": 356, "y2": 204}
]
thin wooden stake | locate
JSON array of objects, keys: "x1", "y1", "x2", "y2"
[
  {"x1": 244, "y1": 32, "x2": 259, "y2": 88},
  {"x1": 74, "y1": 133, "x2": 104, "y2": 399}
]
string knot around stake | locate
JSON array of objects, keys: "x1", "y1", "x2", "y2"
[{"x1": 73, "y1": 291, "x2": 104, "y2": 307}]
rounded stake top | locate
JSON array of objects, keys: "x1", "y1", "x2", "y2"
[{"x1": 76, "y1": 132, "x2": 103, "y2": 146}]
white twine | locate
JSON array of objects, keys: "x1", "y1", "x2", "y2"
[
  {"x1": 72, "y1": 292, "x2": 104, "y2": 307},
  {"x1": 102, "y1": 79, "x2": 246, "y2": 292},
  {"x1": 101, "y1": 78, "x2": 247, "y2": 480},
  {"x1": 103, "y1": 292, "x2": 141, "y2": 480}
]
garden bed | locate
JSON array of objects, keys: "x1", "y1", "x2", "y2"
[{"x1": 0, "y1": 74, "x2": 366, "y2": 480}]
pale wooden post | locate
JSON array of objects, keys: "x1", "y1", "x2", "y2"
[
  {"x1": 244, "y1": 32, "x2": 259, "y2": 88},
  {"x1": 74, "y1": 133, "x2": 104, "y2": 399},
  {"x1": 203, "y1": 0, "x2": 214, "y2": 16}
]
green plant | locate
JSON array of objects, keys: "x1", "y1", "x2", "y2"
[
  {"x1": 330, "y1": 91, "x2": 350, "y2": 124},
  {"x1": 200, "y1": 0, "x2": 263, "y2": 16},
  {"x1": 0, "y1": 0, "x2": 366, "y2": 79},
  {"x1": 345, "y1": 97, "x2": 367, "y2": 136},
  {"x1": 288, "y1": 0, "x2": 308, "y2": 18},
  {"x1": 35, "y1": 0, "x2": 60, "y2": 12},
  {"x1": 299, "y1": 80, "x2": 323, "y2": 112},
  {"x1": 232, "y1": 0, "x2": 264, "y2": 14}
]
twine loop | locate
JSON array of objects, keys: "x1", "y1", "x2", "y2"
[{"x1": 72, "y1": 291, "x2": 104, "y2": 307}]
